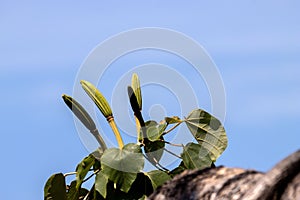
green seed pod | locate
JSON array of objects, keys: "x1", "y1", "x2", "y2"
[
  {"x1": 62, "y1": 94, "x2": 96, "y2": 131},
  {"x1": 127, "y1": 86, "x2": 141, "y2": 115},
  {"x1": 131, "y1": 73, "x2": 142, "y2": 111},
  {"x1": 80, "y1": 80, "x2": 113, "y2": 118}
]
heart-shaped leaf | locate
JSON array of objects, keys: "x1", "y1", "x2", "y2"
[
  {"x1": 181, "y1": 142, "x2": 212, "y2": 170},
  {"x1": 95, "y1": 171, "x2": 109, "y2": 198},
  {"x1": 76, "y1": 154, "x2": 95, "y2": 189},
  {"x1": 44, "y1": 173, "x2": 67, "y2": 200},
  {"x1": 66, "y1": 181, "x2": 78, "y2": 200},
  {"x1": 144, "y1": 120, "x2": 167, "y2": 142},
  {"x1": 185, "y1": 109, "x2": 228, "y2": 161},
  {"x1": 100, "y1": 143, "x2": 144, "y2": 192},
  {"x1": 145, "y1": 170, "x2": 171, "y2": 189},
  {"x1": 144, "y1": 138, "x2": 165, "y2": 165},
  {"x1": 66, "y1": 181, "x2": 89, "y2": 200}
]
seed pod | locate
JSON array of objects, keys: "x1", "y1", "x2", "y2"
[
  {"x1": 80, "y1": 80, "x2": 112, "y2": 118},
  {"x1": 128, "y1": 86, "x2": 147, "y2": 142},
  {"x1": 131, "y1": 73, "x2": 142, "y2": 111},
  {"x1": 62, "y1": 94, "x2": 107, "y2": 150},
  {"x1": 81, "y1": 80, "x2": 124, "y2": 149},
  {"x1": 62, "y1": 94, "x2": 96, "y2": 131}
]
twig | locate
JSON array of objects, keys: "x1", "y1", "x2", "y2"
[
  {"x1": 153, "y1": 157, "x2": 170, "y2": 172},
  {"x1": 163, "y1": 122, "x2": 182, "y2": 135},
  {"x1": 83, "y1": 184, "x2": 94, "y2": 200},
  {"x1": 163, "y1": 148, "x2": 182, "y2": 159},
  {"x1": 64, "y1": 172, "x2": 77, "y2": 177},
  {"x1": 82, "y1": 169, "x2": 100, "y2": 184},
  {"x1": 160, "y1": 139, "x2": 184, "y2": 147}
]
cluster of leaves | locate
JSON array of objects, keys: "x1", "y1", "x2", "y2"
[{"x1": 44, "y1": 74, "x2": 228, "y2": 200}]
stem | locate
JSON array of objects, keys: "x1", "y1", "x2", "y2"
[
  {"x1": 135, "y1": 116, "x2": 141, "y2": 142},
  {"x1": 143, "y1": 154, "x2": 166, "y2": 172},
  {"x1": 154, "y1": 158, "x2": 170, "y2": 172},
  {"x1": 163, "y1": 147, "x2": 182, "y2": 159},
  {"x1": 134, "y1": 112, "x2": 146, "y2": 144},
  {"x1": 82, "y1": 169, "x2": 100, "y2": 184},
  {"x1": 160, "y1": 139, "x2": 184, "y2": 147},
  {"x1": 107, "y1": 117, "x2": 124, "y2": 148},
  {"x1": 163, "y1": 121, "x2": 182, "y2": 135},
  {"x1": 83, "y1": 184, "x2": 94, "y2": 200},
  {"x1": 64, "y1": 172, "x2": 77, "y2": 177},
  {"x1": 90, "y1": 129, "x2": 107, "y2": 150}
]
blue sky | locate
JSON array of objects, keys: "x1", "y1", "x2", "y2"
[{"x1": 1, "y1": 1, "x2": 300, "y2": 199}]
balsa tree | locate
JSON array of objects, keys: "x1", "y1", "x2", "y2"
[{"x1": 44, "y1": 73, "x2": 228, "y2": 200}]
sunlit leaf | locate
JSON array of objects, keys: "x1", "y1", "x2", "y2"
[
  {"x1": 131, "y1": 73, "x2": 142, "y2": 111},
  {"x1": 185, "y1": 109, "x2": 228, "y2": 161},
  {"x1": 144, "y1": 120, "x2": 167, "y2": 142},
  {"x1": 76, "y1": 154, "x2": 95, "y2": 189},
  {"x1": 145, "y1": 170, "x2": 171, "y2": 189},
  {"x1": 44, "y1": 173, "x2": 67, "y2": 200},
  {"x1": 165, "y1": 116, "x2": 181, "y2": 124},
  {"x1": 80, "y1": 80, "x2": 112, "y2": 118},
  {"x1": 181, "y1": 142, "x2": 212, "y2": 170},
  {"x1": 138, "y1": 195, "x2": 147, "y2": 200},
  {"x1": 95, "y1": 171, "x2": 109, "y2": 198},
  {"x1": 101, "y1": 143, "x2": 144, "y2": 192}
]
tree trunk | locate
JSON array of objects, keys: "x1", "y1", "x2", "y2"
[{"x1": 148, "y1": 150, "x2": 300, "y2": 200}]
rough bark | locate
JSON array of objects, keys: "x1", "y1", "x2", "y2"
[{"x1": 148, "y1": 150, "x2": 300, "y2": 200}]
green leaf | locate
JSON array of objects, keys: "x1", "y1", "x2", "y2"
[
  {"x1": 80, "y1": 80, "x2": 112, "y2": 118},
  {"x1": 104, "y1": 173, "x2": 152, "y2": 200},
  {"x1": 91, "y1": 148, "x2": 104, "y2": 171},
  {"x1": 138, "y1": 195, "x2": 147, "y2": 200},
  {"x1": 44, "y1": 173, "x2": 67, "y2": 200},
  {"x1": 185, "y1": 109, "x2": 228, "y2": 161},
  {"x1": 62, "y1": 94, "x2": 96, "y2": 131},
  {"x1": 66, "y1": 181, "x2": 78, "y2": 200},
  {"x1": 95, "y1": 172, "x2": 109, "y2": 198},
  {"x1": 131, "y1": 73, "x2": 142, "y2": 111},
  {"x1": 144, "y1": 139, "x2": 165, "y2": 164},
  {"x1": 165, "y1": 116, "x2": 181, "y2": 124},
  {"x1": 66, "y1": 181, "x2": 89, "y2": 200},
  {"x1": 128, "y1": 172, "x2": 153, "y2": 198},
  {"x1": 76, "y1": 154, "x2": 95, "y2": 189},
  {"x1": 169, "y1": 161, "x2": 187, "y2": 177},
  {"x1": 143, "y1": 121, "x2": 165, "y2": 163},
  {"x1": 145, "y1": 170, "x2": 171, "y2": 189},
  {"x1": 145, "y1": 120, "x2": 167, "y2": 142},
  {"x1": 181, "y1": 142, "x2": 212, "y2": 170},
  {"x1": 101, "y1": 143, "x2": 144, "y2": 193}
]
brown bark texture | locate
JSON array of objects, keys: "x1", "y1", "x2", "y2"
[{"x1": 148, "y1": 149, "x2": 300, "y2": 200}]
